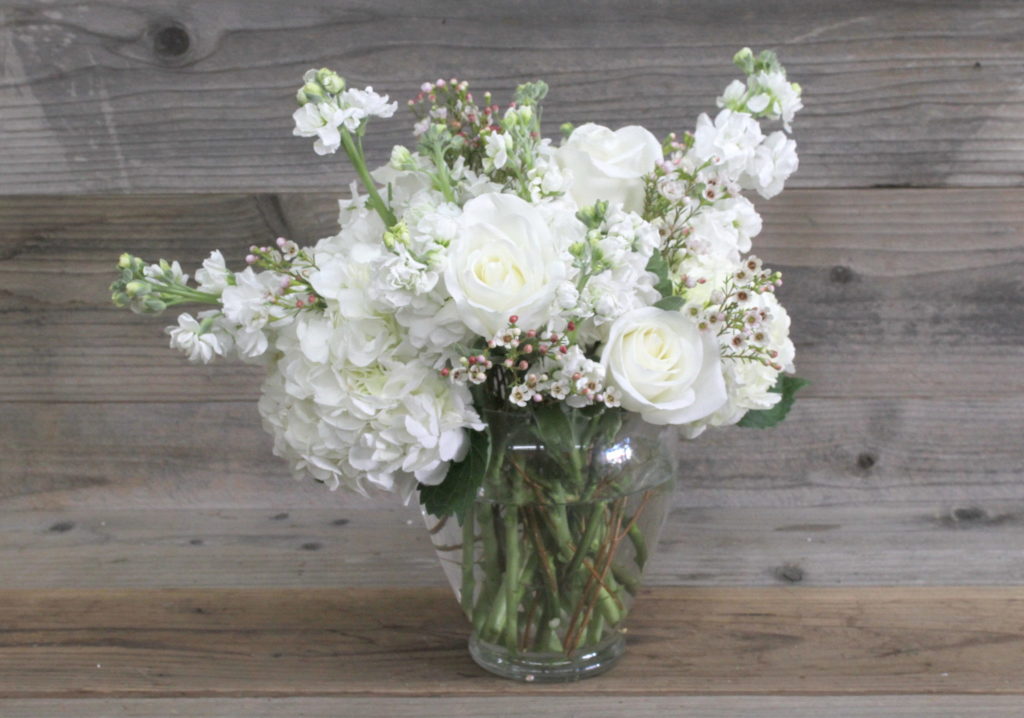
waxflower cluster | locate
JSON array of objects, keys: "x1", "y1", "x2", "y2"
[{"x1": 111, "y1": 48, "x2": 804, "y2": 498}]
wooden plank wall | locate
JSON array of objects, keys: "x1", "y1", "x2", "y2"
[{"x1": 1, "y1": 0, "x2": 1023, "y2": 594}]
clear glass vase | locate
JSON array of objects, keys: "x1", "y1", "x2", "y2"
[{"x1": 424, "y1": 406, "x2": 676, "y2": 682}]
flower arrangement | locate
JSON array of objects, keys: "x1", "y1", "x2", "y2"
[{"x1": 111, "y1": 48, "x2": 805, "y2": 680}]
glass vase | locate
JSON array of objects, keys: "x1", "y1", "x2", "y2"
[{"x1": 424, "y1": 406, "x2": 676, "y2": 682}]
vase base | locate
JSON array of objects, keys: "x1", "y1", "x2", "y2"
[{"x1": 468, "y1": 630, "x2": 626, "y2": 683}]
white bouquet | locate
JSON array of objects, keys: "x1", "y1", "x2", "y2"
[{"x1": 112, "y1": 48, "x2": 806, "y2": 680}]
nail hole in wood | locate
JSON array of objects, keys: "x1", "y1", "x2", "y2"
[
  {"x1": 301, "y1": 542, "x2": 322, "y2": 551},
  {"x1": 856, "y1": 452, "x2": 877, "y2": 470},
  {"x1": 49, "y1": 521, "x2": 75, "y2": 533}
]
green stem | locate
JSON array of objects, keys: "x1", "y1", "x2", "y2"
[
  {"x1": 560, "y1": 503, "x2": 604, "y2": 589},
  {"x1": 502, "y1": 506, "x2": 520, "y2": 650},
  {"x1": 340, "y1": 127, "x2": 397, "y2": 227},
  {"x1": 460, "y1": 507, "x2": 476, "y2": 616},
  {"x1": 156, "y1": 284, "x2": 221, "y2": 305}
]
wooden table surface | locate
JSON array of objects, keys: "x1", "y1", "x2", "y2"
[{"x1": 1, "y1": 1, "x2": 1023, "y2": 715}]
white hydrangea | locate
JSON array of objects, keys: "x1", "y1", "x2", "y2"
[{"x1": 257, "y1": 316, "x2": 483, "y2": 499}]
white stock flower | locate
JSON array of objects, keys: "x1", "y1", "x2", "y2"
[
  {"x1": 687, "y1": 196, "x2": 762, "y2": 260},
  {"x1": 691, "y1": 109, "x2": 764, "y2": 180},
  {"x1": 292, "y1": 102, "x2": 349, "y2": 155},
  {"x1": 195, "y1": 250, "x2": 230, "y2": 294},
  {"x1": 749, "y1": 71, "x2": 802, "y2": 131},
  {"x1": 166, "y1": 313, "x2": 224, "y2": 364},
  {"x1": 742, "y1": 132, "x2": 799, "y2": 199},
  {"x1": 444, "y1": 193, "x2": 569, "y2": 337},
  {"x1": 342, "y1": 86, "x2": 398, "y2": 119},
  {"x1": 601, "y1": 307, "x2": 727, "y2": 425},
  {"x1": 220, "y1": 268, "x2": 281, "y2": 329},
  {"x1": 484, "y1": 132, "x2": 513, "y2": 172},
  {"x1": 556, "y1": 123, "x2": 661, "y2": 213}
]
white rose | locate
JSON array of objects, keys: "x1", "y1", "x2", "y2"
[
  {"x1": 445, "y1": 193, "x2": 567, "y2": 337},
  {"x1": 601, "y1": 307, "x2": 727, "y2": 425},
  {"x1": 556, "y1": 123, "x2": 661, "y2": 213}
]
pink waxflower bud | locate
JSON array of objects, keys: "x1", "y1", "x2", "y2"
[
  {"x1": 245, "y1": 254, "x2": 257, "y2": 264},
  {"x1": 276, "y1": 237, "x2": 287, "y2": 248},
  {"x1": 532, "y1": 393, "x2": 543, "y2": 403},
  {"x1": 509, "y1": 315, "x2": 519, "y2": 324},
  {"x1": 526, "y1": 329, "x2": 536, "y2": 338},
  {"x1": 523, "y1": 344, "x2": 533, "y2": 354},
  {"x1": 518, "y1": 360, "x2": 529, "y2": 371},
  {"x1": 440, "y1": 367, "x2": 450, "y2": 377}
]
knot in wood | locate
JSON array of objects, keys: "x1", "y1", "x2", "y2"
[
  {"x1": 152, "y1": 22, "x2": 191, "y2": 59},
  {"x1": 830, "y1": 265, "x2": 854, "y2": 284}
]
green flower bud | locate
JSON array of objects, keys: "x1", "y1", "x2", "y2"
[
  {"x1": 560, "y1": 122, "x2": 575, "y2": 139},
  {"x1": 568, "y1": 241, "x2": 586, "y2": 258},
  {"x1": 317, "y1": 68, "x2": 345, "y2": 94},
  {"x1": 390, "y1": 145, "x2": 415, "y2": 170},
  {"x1": 117, "y1": 253, "x2": 133, "y2": 269},
  {"x1": 125, "y1": 280, "x2": 151, "y2": 297},
  {"x1": 301, "y1": 81, "x2": 326, "y2": 103},
  {"x1": 382, "y1": 221, "x2": 410, "y2": 250},
  {"x1": 733, "y1": 47, "x2": 755, "y2": 74},
  {"x1": 111, "y1": 291, "x2": 130, "y2": 308},
  {"x1": 142, "y1": 296, "x2": 167, "y2": 314}
]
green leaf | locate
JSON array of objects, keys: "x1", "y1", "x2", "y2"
[
  {"x1": 531, "y1": 403, "x2": 574, "y2": 448},
  {"x1": 646, "y1": 251, "x2": 673, "y2": 299},
  {"x1": 419, "y1": 427, "x2": 491, "y2": 521},
  {"x1": 737, "y1": 375, "x2": 809, "y2": 429},
  {"x1": 654, "y1": 295, "x2": 684, "y2": 311}
]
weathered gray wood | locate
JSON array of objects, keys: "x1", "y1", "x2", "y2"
[
  {"x1": 2, "y1": 189, "x2": 1021, "y2": 402},
  {"x1": 3, "y1": 695, "x2": 1024, "y2": 718},
  {"x1": 1, "y1": 502, "x2": 1021, "y2": 588},
  {"x1": 1, "y1": 1, "x2": 1023, "y2": 193},
  {"x1": 2, "y1": 397, "x2": 1022, "y2": 511},
  {"x1": 2, "y1": 587, "x2": 1023, "y2": 697}
]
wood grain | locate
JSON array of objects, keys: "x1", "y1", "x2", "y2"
[
  {"x1": 2, "y1": 189, "x2": 1022, "y2": 403},
  {"x1": 1, "y1": 587, "x2": 1023, "y2": 697},
  {"x1": 3, "y1": 695, "x2": 1024, "y2": 718},
  {"x1": 3, "y1": 397, "x2": 1022, "y2": 510},
  {"x1": 1, "y1": 502, "x2": 1022, "y2": 589},
  {"x1": 1, "y1": 1, "x2": 1023, "y2": 193}
]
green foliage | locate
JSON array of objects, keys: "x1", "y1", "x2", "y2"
[
  {"x1": 654, "y1": 295, "x2": 685, "y2": 311},
  {"x1": 733, "y1": 47, "x2": 784, "y2": 76},
  {"x1": 737, "y1": 375, "x2": 809, "y2": 429},
  {"x1": 419, "y1": 427, "x2": 492, "y2": 521},
  {"x1": 645, "y1": 251, "x2": 674, "y2": 299},
  {"x1": 514, "y1": 80, "x2": 549, "y2": 105}
]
